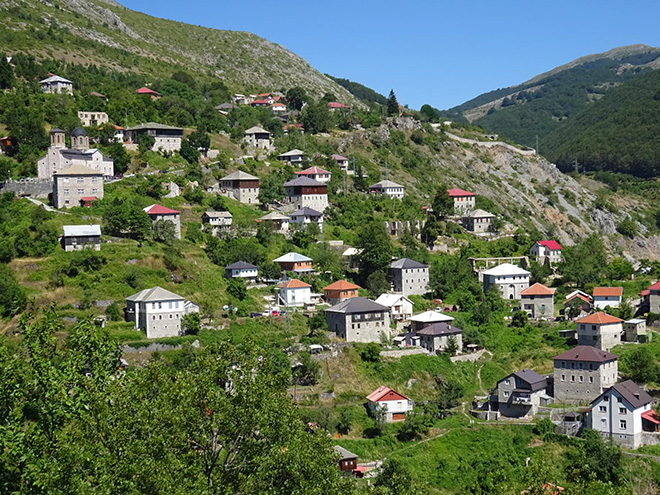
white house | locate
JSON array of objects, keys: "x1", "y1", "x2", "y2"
[
  {"x1": 77, "y1": 111, "x2": 109, "y2": 127},
  {"x1": 40, "y1": 75, "x2": 73, "y2": 95},
  {"x1": 389, "y1": 258, "x2": 429, "y2": 296},
  {"x1": 278, "y1": 279, "x2": 312, "y2": 307},
  {"x1": 224, "y1": 261, "x2": 258, "y2": 283},
  {"x1": 375, "y1": 293, "x2": 414, "y2": 321},
  {"x1": 243, "y1": 126, "x2": 272, "y2": 150},
  {"x1": 447, "y1": 188, "x2": 476, "y2": 214},
  {"x1": 278, "y1": 149, "x2": 305, "y2": 165},
  {"x1": 61, "y1": 224, "x2": 101, "y2": 252},
  {"x1": 482, "y1": 263, "x2": 530, "y2": 300},
  {"x1": 143, "y1": 204, "x2": 181, "y2": 240},
  {"x1": 38, "y1": 128, "x2": 114, "y2": 179},
  {"x1": 593, "y1": 287, "x2": 624, "y2": 309},
  {"x1": 588, "y1": 380, "x2": 654, "y2": 449},
  {"x1": 283, "y1": 176, "x2": 328, "y2": 212},
  {"x1": 366, "y1": 386, "x2": 414, "y2": 422},
  {"x1": 529, "y1": 240, "x2": 563, "y2": 265},
  {"x1": 407, "y1": 310, "x2": 454, "y2": 332},
  {"x1": 124, "y1": 123, "x2": 183, "y2": 152},
  {"x1": 184, "y1": 301, "x2": 200, "y2": 315},
  {"x1": 257, "y1": 211, "x2": 290, "y2": 233},
  {"x1": 369, "y1": 180, "x2": 405, "y2": 199},
  {"x1": 290, "y1": 207, "x2": 323, "y2": 231},
  {"x1": 202, "y1": 211, "x2": 233, "y2": 236},
  {"x1": 332, "y1": 154, "x2": 349, "y2": 170},
  {"x1": 295, "y1": 166, "x2": 331, "y2": 183},
  {"x1": 125, "y1": 287, "x2": 185, "y2": 339}
]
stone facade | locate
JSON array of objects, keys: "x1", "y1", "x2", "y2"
[
  {"x1": 325, "y1": 298, "x2": 390, "y2": 344},
  {"x1": 124, "y1": 123, "x2": 183, "y2": 152},
  {"x1": 576, "y1": 312, "x2": 623, "y2": 352},
  {"x1": 143, "y1": 204, "x2": 181, "y2": 240},
  {"x1": 389, "y1": 258, "x2": 429, "y2": 296},
  {"x1": 61, "y1": 225, "x2": 102, "y2": 252},
  {"x1": 243, "y1": 126, "x2": 272, "y2": 150},
  {"x1": 77, "y1": 111, "x2": 109, "y2": 127},
  {"x1": 497, "y1": 370, "x2": 549, "y2": 419},
  {"x1": 553, "y1": 347, "x2": 618, "y2": 404},
  {"x1": 462, "y1": 209, "x2": 495, "y2": 233},
  {"x1": 53, "y1": 165, "x2": 104, "y2": 209},
  {"x1": 38, "y1": 129, "x2": 114, "y2": 179},
  {"x1": 482, "y1": 263, "x2": 530, "y2": 300},
  {"x1": 284, "y1": 177, "x2": 328, "y2": 212},
  {"x1": 125, "y1": 287, "x2": 185, "y2": 339}
]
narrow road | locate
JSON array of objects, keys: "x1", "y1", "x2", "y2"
[
  {"x1": 442, "y1": 130, "x2": 537, "y2": 156},
  {"x1": 26, "y1": 197, "x2": 69, "y2": 214}
]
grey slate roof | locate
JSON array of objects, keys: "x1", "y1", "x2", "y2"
[
  {"x1": 290, "y1": 207, "x2": 323, "y2": 217},
  {"x1": 125, "y1": 122, "x2": 183, "y2": 131},
  {"x1": 225, "y1": 261, "x2": 258, "y2": 270},
  {"x1": 244, "y1": 126, "x2": 269, "y2": 135},
  {"x1": 553, "y1": 346, "x2": 618, "y2": 363},
  {"x1": 284, "y1": 176, "x2": 325, "y2": 187},
  {"x1": 333, "y1": 445, "x2": 358, "y2": 460},
  {"x1": 390, "y1": 258, "x2": 428, "y2": 270},
  {"x1": 220, "y1": 170, "x2": 259, "y2": 181},
  {"x1": 71, "y1": 127, "x2": 88, "y2": 137},
  {"x1": 126, "y1": 286, "x2": 184, "y2": 302},
  {"x1": 512, "y1": 369, "x2": 548, "y2": 392},
  {"x1": 203, "y1": 211, "x2": 233, "y2": 219},
  {"x1": 416, "y1": 322, "x2": 462, "y2": 337},
  {"x1": 325, "y1": 297, "x2": 388, "y2": 315},
  {"x1": 607, "y1": 380, "x2": 653, "y2": 409},
  {"x1": 62, "y1": 225, "x2": 101, "y2": 237}
]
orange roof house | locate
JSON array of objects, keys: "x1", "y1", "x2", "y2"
[
  {"x1": 324, "y1": 280, "x2": 360, "y2": 305},
  {"x1": 593, "y1": 287, "x2": 624, "y2": 310},
  {"x1": 576, "y1": 312, "x2": 624, "y2": 352},
  {"x1": 520, "y1": 283, "x2": 555, "y2": 319},
  {"x1": 366, "y1": 386, "x2": 413, "y2": 422}
]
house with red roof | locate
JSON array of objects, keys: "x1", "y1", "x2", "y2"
[
  {"x1": 136, "y1": 86, "x2": 161, "y2": 99},
  {"x1": 328, "y1": 101, "x2": 351, "y2": 111},
  {"x1": 323, "y1": 280, "x2": 360, "y2": 305},
  {"x1": 250, "y1": 99, "x2": 270, "y2": 107},
  {"x1": 576, "y1": 312, "x2": 623, "y2": 351},
  {"x1": 447, "y1": 188, "x2": 476, "y2": 214},
  {"x1": 645, "y1": 281, "x2": 660, "y2": 313},
  {"x1": 520, "y1": 283, "x2": 555, "y2": 319},
  {"x1": 143, "y1": 204, "x2": 181, "y2": 239},
  {"x1": 562, "y1": 292, "x2": 592, "y2": 319},
  {"x1": 366, "y1": 386, "x2": 413, "y2": 422},
  {"x1": 295, "y1": 166, "x2": 331, "y2": 183},
  {"x1": 270, "y1": 102, "x2": 286, "y2": 113},
  {"x1": 593, "y1": 287, "x2": 623, "y2": 310},
  {"x1": 529, "y1": 240, "x2": 563, "y2": 266},
  {"x1": 278, "y1": 279, "x2": 312, "y2": 307}
]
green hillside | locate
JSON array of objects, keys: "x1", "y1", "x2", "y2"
[{"x1": 326, "y1": 75, "x2": 388, "y2": 105}]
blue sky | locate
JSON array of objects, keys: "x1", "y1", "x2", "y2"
[{"x1": 121, "y1": 0, "x2": 660, "y2": 110}]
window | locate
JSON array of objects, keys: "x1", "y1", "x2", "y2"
[
  {"x1": 64, "y1": 189, "x2": 70, "y2": 195},
  {"x1": 77, "y1": 177, "x2": 84, "y2": 184},
  {"x1": 619, "y1": 407, "x2": 626, "y2": 415},
  {"x1": 604, "y1": 396, "x2": 609, "y2": 402},
  {"x1": 505, "y1": 379, "x2": 511, "y2": 385},
  {"x1": 620, "y1": 420, "x2": 627, "y2": 430},
  {"x1": 561, "y1": 374, "x2": 565, "y2": 381},
  {"x1": 571, "y1": 375, "x2": 575, "y2": 382},
  {"x1": 599, "y1": 406, "x2": 606, "y2": 412},
  {"x1": 77, "y1": 189, "x2": 84, "y2": 195},
  {"x1": 589, "y1": 376, "x2": 594, "y2": 383},
  {"x1": 579, "y1": 376, "x2": 584, "y2": 383},
  {"x1": 503, "y1": 391, "x2": 510, "y2": 397}
]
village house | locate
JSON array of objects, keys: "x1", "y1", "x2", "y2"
[
  {"x1": 40, "y1": 75, "x2": 73, "y2": 95},
  {"x1": 342, "y1": 247, "x2": 362, "y2": 270},
  {"x1": 333, "y1": 446, "x2": 358, "y2": 473},
  {"x1": 250, "y1": 99, "x2": 270, "y2": 108},
  {"x1": 224, "y1": 261, "x2": 258, "y2": 283},
  {"x1": 389, "y1": 258, "x2": 429, "y2": 296},
  {"x1": 623, "y1": 318, "x2": 648, "y2": 343},
  {"x1": 278, "y1": 279, "x2": 312, "y2": 308},
  {"x1": 375, "y1": 293, "x2": 414, "y2": 321},
  {"x1": 328, "y1": 101, "x2": 352, "y2": 111},
  {"x1": 563, "y1": 292, "x2": 593, "y2": 318},
  {"x1": 587, "y1": 380, "x2": 654, "y2": 449},
  {"x1": 497, "y1": 370, "x2": 551, "y2": 419},
  {"x1": 366, "y1": 386, "x2": 413, "y2": 422},
  {"x1": 124, "y1": 123, "x2": 183, "y2": 152},
  {"x1": 213, "y1": 170, "x2": 260, "y2": 204},
  {"x1": 576, "y1": 312, "x2": 623, "y2": 352},
  {"x1": 369, "y1": 180, "x2": 405, "y2": 199},
  {"x1": 184, "y1": 301, "x2": 199, "y2": 315},
  {"x1": 290, "y1": 207, "x2": 323, "y2": 231},
  {"x1": 283, "y1": 176, "x2": 329, "y2": 212},
  {"x1": 125, "y1": 287, "x2": 185, "y2": 339},
  {"x1": 331, "y1": 154, "x2": 349, "y2": 170},
  {"x1": 232, "y1": 94, "x2": 252, "y2": 105},
  {"x1": 520, "y1": 283, "x2": 555, "y2": 319},
  {"x1": 482, "y1": 263, "x2": 530, "y2": 300},
  {"x1": 529, "y1": 240, "x2": 563, "y2": 265},
  {"x1": 270, "y1": 102, "x2": 286, "y2": 113},
  {"x1": 553, "y1": 346, "x2": 618, "y2": 404},
  {"x1": 278, "y1": 149, "x2": 305, "y2": 165},
  {"x1": 447, "y1": 188, "x2": 476, "y2": 214},
  {"x1": 325, "y1": 297, "x2": 390, "y2": 343},
  {"x1": 52, "y1": 164, "x2": 104, "y2": 209},
  {"x1": 646, "y1": 281, "x2": 660, "y2": 313},
  {"x1": 243, "y1": 126, "x2": 272, "y2": 150},
  {"x1": 323, "y1": 280, "x2": 360, "y2": 305},
  {"x1": 407, "y1": 310, "x2": 454, "y2": 332},
  {"x1": 214, "y1": 102, "x2": 235, "y2": 115},
  {"x1": 257, "y1": 211, "x2": 290, "y2": 233},
  {"x1": 274, "y1": 252, "x2": 314, "y2": 275},
  {"x1": 201, "y1": 210, "x2": 233, "y2": 236},
  {"x1": 462, "y1": 209, "x2": 495, "y2": 233},
  {"x1": 77, "y1": 111, "x2": 109, "y2": 127},
  {"x1": 295, "y1": 166, "x2": 331, "y2": 183},
  {"x1": 38, "y1": 128, "x2": 114, "y2": 179},
  {"x1": 416, "y1": 322, "x2": 463, "y2": 354},
  {"x1": 61, "y1": 224, "x2": 102, "y2": 252},
  {"x1": 593, "y1": 287, "x2": 624, "y2": 309},
  {"x1": 135, "y1": 86, "x2": 161, "y2": 99},
  {"x1": 143, "y1": 204, "x2": 181, "y2": 240}
]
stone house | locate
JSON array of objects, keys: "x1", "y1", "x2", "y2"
[
  {"x1": 61, "y1": 225, "x2": 101, "y2": 252},
  {"x1": 273, "y1": 252, "x2": 314, "y2": 275},
  {"x1": 416, "y1": 322, "x2": 463, "y2": 354},
  {"x1": 623, "y1": 319, "x2": 648, "y2": 343},
  {"x1": 375, "y1": 293, "x2": 414, "y2": 321},
  {"x1": 576, "y1": 312, "x2": 623, "y2": 352},
  {"x1": 243, "y1": 126, "x2": 272, "y2": 149},
  {"x1": 124, "y1": 123, "x2": 183, "y2": 152},
  {"x1": 283, "y1": 176, "x2": 328, "y2": 212},
  {"x1": 482, "y1": 263, "x2": 530, "y2": 300},
  {"x1": 202, "y1": 211, "x2": 233, "y2": 236},
  {"x1": 331, "y1": 154, "x2": 349, "y2": 170},
  {"x1": 647, "y1": 281, "x2": 660, "y2": 314},
  {"x1": 563, "y1": 292, "x2": 593, "y2": 318},
  {"x1": 278, "y1": 279, "x2": 312, "y2": 307},
  {"x1": 278, "y1": 149, "x2": 305, "y2": 165},
  {"x1": 369, "y1": 180, "x2": 405, "y2": 199},
  {"x1": 214, "y1": 170, "x2": 260, "y2": 204},
  {"x1": 40, "y1": 75, "x2": 73, "y2": 95},
  {"x1": 593, "y1": 287, "x2": 624, "y2": 309},
  {"x1": 529, "y1": 240, "x2": 563, "y2": 265},
  {"x1": 520, "y1": 283, "x2": 555, "y2": 319},
  {"x1": 295, "y1": 166, "x2": 331, "y2": 183},
  {"x1": 497, "y1": 370, "x2": 550, "y2": 419},
  {"x1": 323, "y1": 280, "x2": 360, "y2": 306},
  {"x1": 257, "y1": 211, "x2": 290, "y2": 233},
  {"x1": 53, "y1": 164, "x2": 104, "y2": 209},
  {"x1": 224, "y1": 261, "x2": 258, "y2": 283},
  {"x1": 366, "y1": 386, "x2": 413, "y2": 422},
  {"x1": 290, "y1": 207, "x2": 323, "y2": 231},
  {"x1": 553, "y1": 346, "x2": 618, "y2": 404},
  {"x1": 77, "y1": 111, "x2": 109, "y2": 127},
  {"x1": 125, "y1": 287, "x2": 185, "y2": 339},
  {"x1": 447, "y1": 187, "x2": 476, "y2": 214},
  {"x1": 407, "y1": 310, "x2": 454, "y2": 332},
  {"x1": 587, "y1": 380, "x2": 654, "y2": 449},
  {"x1": 462, "y1": 209, "x2": 495, "y2": 233},
  {"x1": 325, "y1": 297, "x2": 390, "y2": 343},
  {"x1": 389, "y1": 258, "x2": 429, "y2": 296},
  {"x1": 143, "y1": 204, "x2": 181, "y2": 240},
  {"x1": 38, "y1": 128, "x2": 114, "y2": 179}
]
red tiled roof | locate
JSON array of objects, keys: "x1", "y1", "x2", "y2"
[
  {"x1": 278, "y1": 279, "x2": 311, "y2": 289},
  {"x1": 136, "y1": 86, "x2": 160, "y2": 95},
  {"x1": 251, "y1": 99, "x2": 269, "y2": 105},
  {"x1": 323, "y1": 280, "x2": 360, "y2": 291},
  {"x1": 593, "y1": 287, "x2": 623, "y2": 297},
  {"x1": 296, "y1": 166, "x2": 331, "y2": 176},
  {"x1": 538, "y1": 240, "x2": 562, "y2": 251},
  {"x1": 521, "y1": 283, "x2": 555, "y2": 297},
  {"x1": 259, "y1": 93, "x2": 271, "y2": 97},
  {"x1": 642, "y1": 409, "x2": 660, "y2": 425},
  {"x1": 641, "y1": 289, "x2": 651, "y2": 297},
  {"x1": 648, "y1": 281, "x2": 660, "y2": 291},
  {"x1": 328, "y1": 101, "x2": 351, "y2": 109},
  {"x1": 447, "y1": 187, "x2": 475, "y2": 197},
  {"x1": 564, "y1": 293, "x2": 591, "y2": 305},
  {"x1": 366, "y1": 386, "x2": 409, "y2": 403},
  {"x1": 577, "y1": 312, "x2": 623, "y2": 325},
  {"x1": 80, "y1": 196, "x2": 97, "y2": 201},
  {"x1": 144, "y1": 204, "x2": 180, "y2": 215}
]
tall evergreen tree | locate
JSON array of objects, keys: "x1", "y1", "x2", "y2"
[
  {"x1": 0, "y1": 55, "x2": 13, "y2": 89},
  {"x1": 387, "y1": 89, "x2": 399, "y2": 116}
]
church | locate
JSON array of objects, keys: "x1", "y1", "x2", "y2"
[{"x1": 37, "y1": 128, "x2": 114, "y2": 179}]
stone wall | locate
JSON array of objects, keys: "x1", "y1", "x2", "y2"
[{"x1": 0, "y1": 178, "x2": 52, "y2": 199}]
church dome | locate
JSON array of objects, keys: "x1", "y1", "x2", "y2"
[{"x1": 71, "y1": 127, "x2": 88, "y2": 137}]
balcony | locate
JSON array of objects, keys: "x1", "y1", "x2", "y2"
[{"x1": 511, "y1": 391, "x2": 532, "y2": 405}]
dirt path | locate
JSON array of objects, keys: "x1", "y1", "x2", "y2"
[{"x1": 476, "y1": 350, "x2": 493, "y2": 395}]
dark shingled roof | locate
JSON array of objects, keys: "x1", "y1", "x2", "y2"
[
  {"x1": 290, "y1": 207, "x2": 323, "y2": 217},
  {"x1": 225, "y1": 261, "x2": 257, "y2": 270},
  {"x1": 71, "y1": 127, "x2": 88, "y2": 137},
  {"x1": 601, "y1": 380, "x2": 653, "y2": 410},
  {"x1": 390, "y1": 258, "x2": 428, "y2": 270},
  {"x1": 333, "y1": 445, "x2": 358, "y2": 460},
  {"x1": 325, "y1": 297, "x2": 387, "y2": 315},
  {"x1": 416, "y1": 322, "x2": 462, "y2": 337},
  {"x1": 498, "y1": 369, "x2": 547, "y2": 392},
  {"x1": 284, "y1": 176, "x2": 325, "y2": 187},
  {"x1": 553, "y1": 346, "x2": 618, "y2": 363}
]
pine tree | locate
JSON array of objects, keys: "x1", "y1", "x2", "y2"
[
  {"x1": 387, "y1": 89, "x2": 399, "y2": 116},
  {"x1": 0, "y1": 55, "x2": 13, "y2": 89}
]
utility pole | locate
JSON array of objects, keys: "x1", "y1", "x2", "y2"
[{"x1": 574, "y1": 158, "x2": 579, "y2": 174}]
